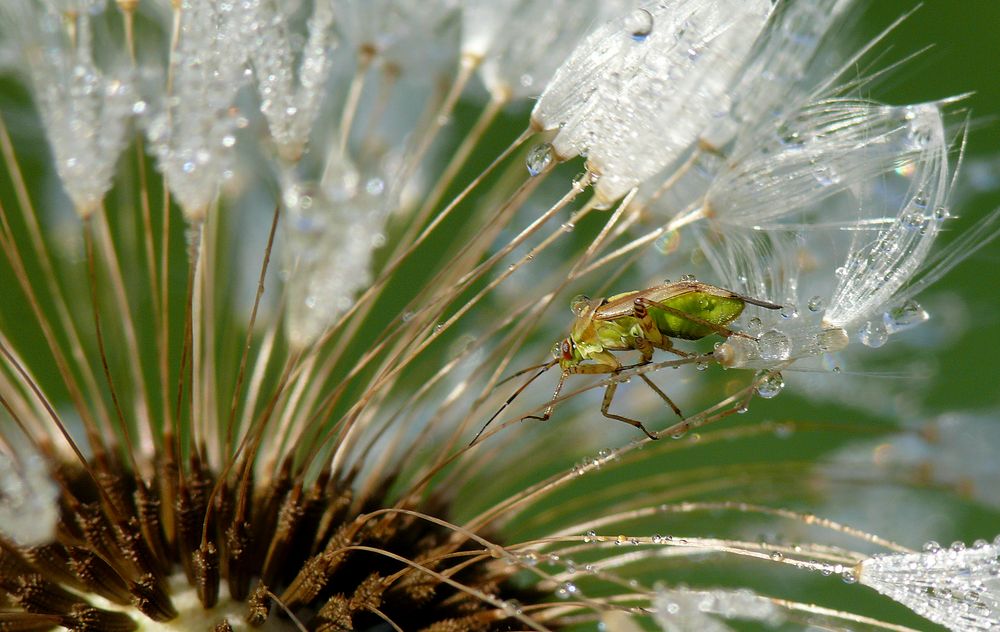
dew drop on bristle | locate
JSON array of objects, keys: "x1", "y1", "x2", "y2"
[
  {"x1": 779, "y1": 304, "x2": 798, "y2": 319},
  {"x1": 526, "y1": 143, "x2": 554, "y2": 176},
  {"x1": 807, "y1": 296, "x2": 825, "y2": 312},
  {"x1": 859, "y1": 321, "x2": 888, "y2": 348},
  {"x1": 882, "y1": 299, "x2": 929, "y2": 334},
  {"x1": 758, "y1": 329, "x2": 791, "y2": 361},
  {"x1": 626, "y1": 8, "x2": 654, "y2": 41},
  {"x1": 756, "y1": 372, "x2": 785, "y2": 399},
  {"x1": 654, "y1": 230, "x2": 680, "y2": 255}
]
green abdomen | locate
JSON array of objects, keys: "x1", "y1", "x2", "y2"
[{"x1": 650, "y1": 292, "x2": 744, "y2": 340}]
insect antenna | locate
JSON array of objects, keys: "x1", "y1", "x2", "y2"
[
  {"x1": 495, "y1": 360, "x2": 559, "y2": 388},
  {"x1": 470, "y1": 360, "x2": 558, "y2": 446}
]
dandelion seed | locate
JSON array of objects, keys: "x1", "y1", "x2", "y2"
[{"x1": 3, "y1": 2, "x2": 134, "y2": 218}]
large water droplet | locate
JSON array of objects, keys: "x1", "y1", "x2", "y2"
[
  {"x1": 654, "y1": 230, "x2": 680, "y2": 255},
  {"x1": 758, "y1": 329, "x2": 791, "y2": 361},
  {"x1": 526, "y1": 143, "x2": 554, "y2": 176},
  {"x1": 625, "y1": 8, "x2": 654, "y2": 41},
  {"x1": 859, "y1": 321, "x2": 888, "y2": 348},
  {"x1": 756, "y1": 371, "x2": 785, "y2": 399},
  {"x1": 570, "y1": 294, "x2": 592, "y2": 316},
  {"x1": 882, "y1": 299, "x2": 929, "y2": 334}
]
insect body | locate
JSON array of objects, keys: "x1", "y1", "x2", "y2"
[{"x1": 473, "y1": 281, "x2": 781, "y2": 444}]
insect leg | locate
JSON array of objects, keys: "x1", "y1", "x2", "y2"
[
  {"x1": 521, "y1": 371, "x2": 568, "y2": 423},
  {"x1": 637, "y1": 373, "x2": 683, "y2": 419},
  {"x1": 600, "y1": 381, "x2": 658, "y2": 440}
]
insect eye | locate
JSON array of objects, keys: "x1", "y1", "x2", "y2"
[{"x1": 561, "y1": 339, "x2": 573, "y2": 360}]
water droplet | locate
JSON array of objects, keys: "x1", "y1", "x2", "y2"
[
  {"x1": 769, "y1": 551, "x2": 784, "y2": 561},
  {"x1": 841, "y1": 569, "x2": 858, "y2": 584},
  {"x1": 746, "y1": 317, "x2": 763, "y2": 334},
  {"x1": 132, "y1": 100, "x2": 148, "y2": 114},
  {"x1": 584, "y1": 530, "x2": 596, "y2": 543},
  {"x1": 365, "y1": 178, "x2": 385, "y2": 196},
  {"x1": 933, "y1": 205, "x2": 950, "y2": 221},
  {"x1": 526, "y1": 143, "x2": 554, "y2": 176},
  {"x1": 859, "y1": 321, "x2": 888, "y2": 348},
  {"x1": 401, "y1": 311, "x2": 415, "y2": 323},
  {"x1": 571, "y1": 172, "x2": 590, "y2": 190},
  {"x1": 556, "y1": 582, "x2": 578, "y2": 599},
  {"x1": 615, "y1": 535, "x2": 627, "y2": 545},
  {"x1": 755, "y1": 372, "x2": 784, "y2": 399},
  {"x1": 651, "y1": 534, "x2": 663, "y2": 543},
  {"x1": 221, "y1": 134, "x2": 236, "y2": 148},
  {"x1": 695, "y1": 362, "x2": 709, "y2": 372},
  {"x1": 950, "y1": 541, "x2": 966, "y2": 552},
  {"x1": 807, "y1": 296, "x2": 825, "y2": 312},
  {"x1": 625, "y1": 8, "x2": 654, "y2": 41},
  {"x1": 679, "y1": 273, "x2": 696, "y2": 282},
  {"x1": 882, "y1": 299, "x2": 929, "y2": 334},
  {"x1": 570, "y1": 294, "x2": 592, "y2": 316},
  {"x1": 654, "y1": 230, "x2": 680, "y2": 255},
  {"x1": 433, "y1": 323, "x2": 445, "y2": 333},
  {"x1": 758, "y1": 329, "x2": 791, "y2": 361},
  {"x1": 501, "y1": 600, "x2": 522, "y2": 616},
  {"x1": 779, "y1": 304, "x2": 798, "y2": 319}
]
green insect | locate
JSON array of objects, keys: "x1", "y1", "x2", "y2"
[{"x1": 473, "y1": 281, "x2": 781, "y2": 444}]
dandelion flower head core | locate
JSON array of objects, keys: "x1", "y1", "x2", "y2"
[{"x1": 0, "y1": 1, "x2": 998, "y2": 631}]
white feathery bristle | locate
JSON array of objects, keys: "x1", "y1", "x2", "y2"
[
  {"x1": 859, "y1": 539, "x2": 1000, "y2": 632},
  {"x1": 532, "y1": 0, "x2": 771, "y2": 203},
  {"x1": 14, "y1": 6, "x2": 134, "y2": 218},
  {"x1": 707, "y1": 100, "x2": 943, "y2": 228},
  {"x1": 462, "y1": 0, "x2": 630, "y2": 101},
  {"x1": 822, "y1": 103, "x2": 950, "y2": 343},
  {"x1": 0, "y1": 451, "x2": 59, "y2": 547},
  {"x1": 703, "y1": 0, "x2": 854, "y2": 149},
  {"x1": 282, "y1": 150, "x2": 389, "y2": 350},
  {"x1": 653, "y1": 587, "x2": 785, "y2": 632},
  {"x1": 145, "y1": 0, "x2": 253, "y2": 222},
  {"x1": 249, "y1": 0, "x2": 336, "y2": 162},
  {"x1": 332, "y1": 0, "x2": 459, "y2": 68}
]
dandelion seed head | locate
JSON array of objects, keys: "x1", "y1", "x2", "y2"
[
  {"x1": 859, "y1": 538, "x2": 1000, "y2": 632},
  {"x1": 533, "y1": 0, "x2": 772, "y2": 202}
]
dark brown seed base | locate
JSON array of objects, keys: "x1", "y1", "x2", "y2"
[{"x1": 0, "y1": 444, "x2": 547, "y2": 631}]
